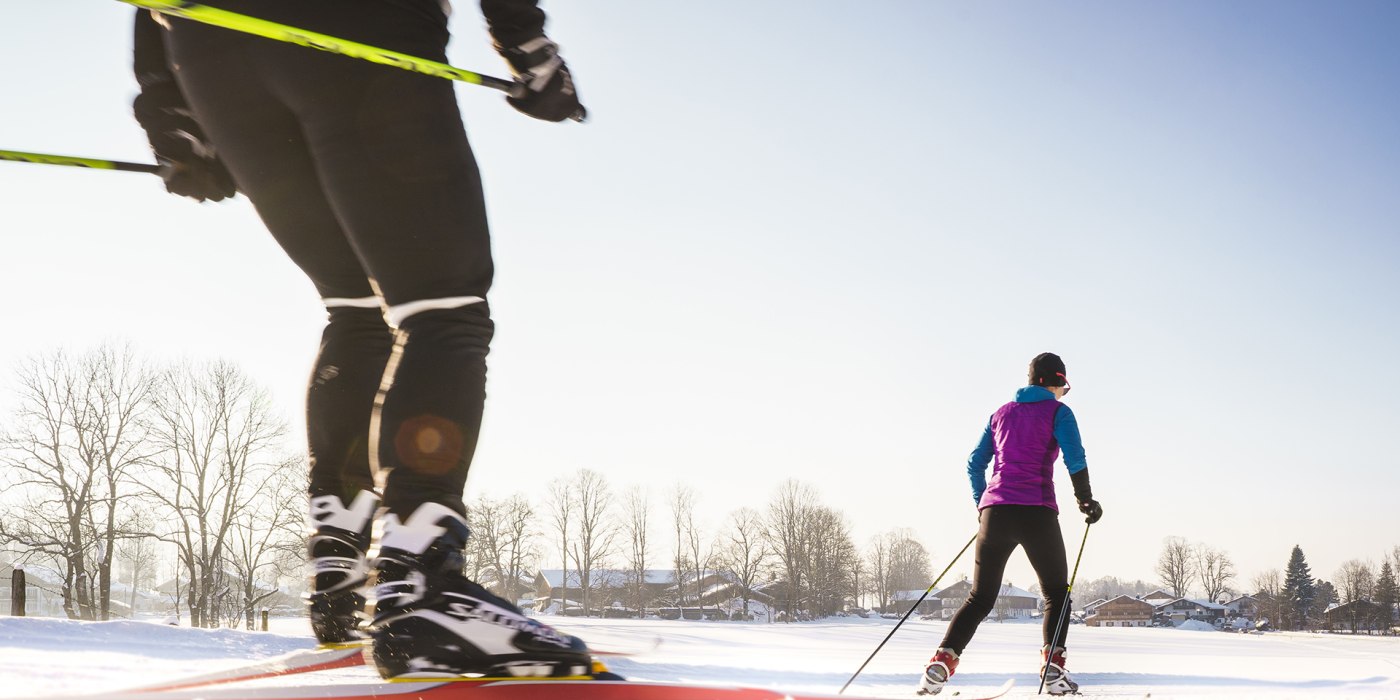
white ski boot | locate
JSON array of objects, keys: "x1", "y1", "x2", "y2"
[
  {"x1": 1040, "y1": 645, "x2": 1080, "y2": 695},
  {"x1": 306, "y1": 491, "x2": 378, "y2": 644},
  {"x1": 370, "y1": 502, "x2": 592, "y2": 679}
]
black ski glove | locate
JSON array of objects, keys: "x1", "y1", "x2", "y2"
[
  {"x1": 495, "y1": 36, "x2": 586, "y2": 122},
  {"x1": 1078, "y1": 499, "x2": 1103, "y2": 524},
  {"x1": 133, "y1": 80, "x2": 237, "y2": 203},
  {"x1": 1069, "y1": 468, "x2": 1101, "y2": 524}
]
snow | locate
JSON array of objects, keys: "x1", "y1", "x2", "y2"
[{"x1": 2, "y1": 614, "x2": 1398, "y2": 699}]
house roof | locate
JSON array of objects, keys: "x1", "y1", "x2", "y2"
[
  {"x1": 1155, "y1": 597, "x2": 1227, "y2": 611},
  {"x1": 537, "y1": 569, "x2": 676, "y2": 587},
  {"x1": 1099, "y1": 594, "x2": 1155, "y2": 607},
  {"x1": 997, "y1": 584, "x2": 1038, "y2": 599}
]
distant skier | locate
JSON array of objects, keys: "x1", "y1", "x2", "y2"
[
  {"x1": 130, "y1": 0, "x2": 589, "y2": 680},
  {"x1": 918, "y1": 353, "x2": 1102, "y2": 696}
]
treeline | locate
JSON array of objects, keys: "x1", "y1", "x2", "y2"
[
  {"x1": 1253, "y1": 544, "x2": 1400, "y2": 633},
  {"x1": 1155, "y1": 536, "x2": 1400, "y2": 633},
  {"x1": 0, "y1": 345, "x2": 302, "y2": 628},
  {"x1": 461, "y1": 475, "x2": 934, "y2": 620},
  {"x1": 0, "y1": 346, "x2": 938, "y2": 627}
]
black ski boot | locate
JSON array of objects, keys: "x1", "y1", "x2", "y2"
[
  {"x1": 306, "y1": 491, "x2": 379, "y2": 644},
  {"x1": 369, "y1": 502, "x2": 593, "y2": 679}
]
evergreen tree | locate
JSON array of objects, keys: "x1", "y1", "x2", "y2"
[
  {"x1": 1282, "y1": 545, "x2": 1316, "y2": 630},
  {"x1": 1310, "y1": 579, "x2": 1336, "y2": 626},
  {"x1": 1375, "y1": 561, "x2": 1399, "y2": 634}
]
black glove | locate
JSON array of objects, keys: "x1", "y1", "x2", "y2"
[
  {"x1": 1078, "y1": 499, "x2": 1103, "y2": 524},
  {"x1": 1069, "y1": 467, "x2": 1100, "y2": 523},
  {"x1": 133, "y1": 80, "x2": 237, "y2": 203},
  {"x1": 496, "y1": 36, "x2": 586, "y2": 122}
]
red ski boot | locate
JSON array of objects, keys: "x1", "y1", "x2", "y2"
[{"x1": 917, "y1": 648, "x2": 959, "y2": 695}]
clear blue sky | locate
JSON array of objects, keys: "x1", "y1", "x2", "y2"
[{"x1": 3, "y1": 1, "x2": 1398, "y2": 593}]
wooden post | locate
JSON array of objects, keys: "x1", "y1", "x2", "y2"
[
  {"x1": 261, "y1": 608, "x2": 269, "y2": 631},
  {"x1": 11, "y1": 569, "x2": 25, "y2": 617}
]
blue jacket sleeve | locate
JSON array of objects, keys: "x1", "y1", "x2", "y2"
[
  {"x1": 967, "y1": 419, "x2": 994, "y2": 505},
  {"x1": 1054, "y1": 405, "x2": 1088, "y2": 474}
]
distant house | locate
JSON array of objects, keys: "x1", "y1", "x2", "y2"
[
  {"x1": 1224, "y1": 595, "x2": 1259, "y2": 620},
  {"x1": 0, "y1": 564, "x2": 66, "y2": 617},
  {"x1": 1141, "y1": 589, "x2": 1178, "y2": 606},
  {"x1": 1085, "y1": 595, "x2": 1154, "y2": 627},
  {"x1": 1082, "y1": 598, "x2": 1109, "y2": 616},
  {"x1": 889, "y1": 589, "x2": 939, "y2": 615},
  {"x1": 534, "y1": 569, "x2": 673, "y2": 615},
  {"x1": 533, "y1": 569, "x2": 773, "y2": 618},
  {"x1": 926, "y1": 580, "x2": 1037, "y2": 621},
  {"x1": 992, "y1": 584, "x2": 1040, "y2": 619},
  {"x1": 1156, "y1": 597, "x2": 1227, "y2": 624},
  {"x1": 1324, "y1": 600, "x2": 1385, "y2": 633}
]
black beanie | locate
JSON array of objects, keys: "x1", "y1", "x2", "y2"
[{"x1": 1028, "y1": 352, "x2": 1067, "y2": 387}]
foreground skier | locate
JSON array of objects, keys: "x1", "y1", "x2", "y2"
[
  {"x1": 918, "y1": 353, "x2": 1103, "y2": 696},
  {"x1": 130, "y1": 0, "x2": 589, "y2": 679}
]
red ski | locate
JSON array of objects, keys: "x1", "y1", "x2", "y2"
[
  {"x1": 50, "y1": 678, "x2": 1015, "y2": 700},
  {"x1": 123, "y1": 640, "x2": 658, "y2": 694}
]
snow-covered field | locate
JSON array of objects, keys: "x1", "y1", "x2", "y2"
[{"x1": 1, "y1": 614, "x2": 1397, "y2": 699}]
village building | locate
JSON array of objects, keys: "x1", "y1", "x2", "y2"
[
  {"x1": 1084, "y1": 595, "x2": 1155, "y2": 627},
  {"x1": 1155, "y1": 597, "x2": 1228, "y2": 625}
]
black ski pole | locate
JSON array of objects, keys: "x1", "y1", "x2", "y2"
[
  {"x1": 0, "y1": 149, "x2": 160, "y2": 174},
  {"x1": 1038, "y1": 522, "x2": 1091, "y2": 695},
  {"x1": 838, "y1": 532, "x2": 977, "y2": 695}
]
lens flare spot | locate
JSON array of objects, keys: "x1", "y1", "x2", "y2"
[{"x1": 393, "y1": 415, "x2": 463, "y2": 476}]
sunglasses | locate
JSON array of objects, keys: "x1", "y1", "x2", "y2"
[{"x1": 1056, "y1": 372, "x2": 1071, "y2": 395}]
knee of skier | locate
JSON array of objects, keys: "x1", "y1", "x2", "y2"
[{"x1": 392, "y1": 298, "x2": 494, "y2": 353}]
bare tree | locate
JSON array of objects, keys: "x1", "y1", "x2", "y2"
[
  {"x1": 1335, "y1": 560, "x2": 1375, "y2": 632},
  {"x1": 1156, "y1": 536, "x2": 1193, "y2": 598},
  {"x1": 544, "y1": 477, "x2": 573, "y2": 612},
  {"x1": 469, "y1": 493, "x2": 539, "y2": 603},
  {"x1": 1194, "y1": 544, "x2": 1236, "y2": 602},
  {"x1": 621, "y1": 487, "x2": 653, "y2": 615},
  {"x1": 669, "y1": 485, "x2": 695, "y2": 608},
  {"x1": 1251, "y1": 568, "x2": 1284, "y2": 628},
  {"x1": 804, "y1": 505, "x2": 858, "y2": 617},
  {"x1": 117, "y1": 513, "x2": 163, "y2": 616},
  {"x1": 228, "y1": 459, "x2": 304, "y2": 629},
  {"x1": 142, "y1": 360, "x2": 288, "y2": 628},
  {"x1": 0, "y1": 345, "x2": 155, "y2": 620},
  {"x1": 683, "y1": 493, "x2": 712, "y2": 616},
  {"x1": 866, "y1": 529, "x2": 931, "y2": 614},
  {"x1": 866, "y1": 533, "x2": 891, "y2": 612},
  {"x1": 764, "y1": 480, "x2": 816, "y2": 621},
  {"x1": 568, "y1": 469, "x2": 616, "y2": 615},
  {"x1": 716, "y1": 507, "x2": 768, "y2": 619}
]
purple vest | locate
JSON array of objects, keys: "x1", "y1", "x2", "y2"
[{"x1": 979, "y1": 399, "x2": 1062, "y2": 512}]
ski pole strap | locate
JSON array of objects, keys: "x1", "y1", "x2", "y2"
[
  {"x1": 117, "y1": 0, "x2": 524, "y2": 98},
  {"x1": 0, "y1": 149, "x2": 160, "y2": 174},
  {"x1": 838, "y1": 531, "x2": 978, "y2": 695}
]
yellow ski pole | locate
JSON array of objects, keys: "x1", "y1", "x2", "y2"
[
  {"x1": 117, "y1": 0, "x2": 584, "y2": 121},
  {"x1": 0, "y1": 149, "x2": 160, "y2": 174}
]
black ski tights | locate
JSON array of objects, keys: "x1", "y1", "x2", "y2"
[
  {"x1": 162, "y1": 0, "x2": 493, "y2": 518},
  {"x1": 941, "y1": 505, "x2": 1071, "y2": 654}
]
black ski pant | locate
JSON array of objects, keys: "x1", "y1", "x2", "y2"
[
  {"x1": 941, "y1": 505, "x2": 1071, "y2": 655},
  {"x1": 163, "y1": 0, "x2": 491, "y2": 517}
]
